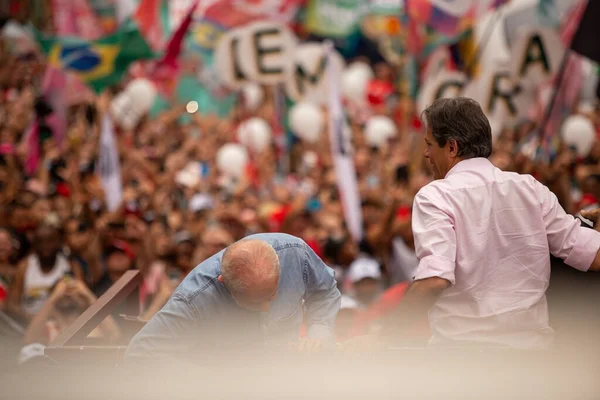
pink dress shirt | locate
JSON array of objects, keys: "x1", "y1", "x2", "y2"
[{"x1": 412, "y1": 158, "x2": 600, "y2": 348}]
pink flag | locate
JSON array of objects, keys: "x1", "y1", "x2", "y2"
[
  {"x1": 52, "y1": 0, "x2": 104, "y2": 40},
  {"x1": 65, "y1": 74, "x2": 95, "y2": 105},
  {"x1": 24, "y1": 121, "x2": 41, "y2": 177},
  {"x1": 52, "y1": 0, "x2": 78, "y2": 36},
  {"x1": 42, "y1": 67, "x2": 68, "y2": 148},
  {"x1": 150, "y1": 0, "x2": 199, "y2": 97}
]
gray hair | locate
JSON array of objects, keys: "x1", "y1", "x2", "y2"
[
  {"x1": 220, "y1": 239, "x2": 280, "y2": 294},
  {"x1": 421, "y1": 97, "x2": 493, "y2": 159}
]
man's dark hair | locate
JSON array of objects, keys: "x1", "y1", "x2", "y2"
[{"x1": 421, "y1": 97, "x2": 492, "y2": 159}]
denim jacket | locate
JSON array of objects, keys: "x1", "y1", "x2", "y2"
[{"x1": 125, "y1": 233, "x2": 341, "y2": 360}]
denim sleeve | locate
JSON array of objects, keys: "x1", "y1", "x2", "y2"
[
  {"x1": 124, "y1": 293, "x2": 201, "y2": 361},
  {"x1": 302, "y1": 245, "x2": 341, "y2": 339}
]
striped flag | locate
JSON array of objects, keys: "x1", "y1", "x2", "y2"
[
  {"x1": 97, "y1": 115, "x2": 123, "y2": 212},
  {"x1": 325, "y1": 41, "x2": 363, "y2": 242},
  {"x1": 539, "y1": 0, "x2": 587, "y2": 153},
  {"x1": 41, "y1": 67, "x2": 68, "y2": 148}
]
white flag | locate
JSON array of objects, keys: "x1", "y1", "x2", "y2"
[
  {"x1": 325, "y1": 42, "x2": 363, "y2": 242},
  {"x1": 97, "y1": 115, "x2": 123, "y2": 212}
]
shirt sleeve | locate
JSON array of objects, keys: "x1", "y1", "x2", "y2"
[
  {"x1": 412, "y1": 191, "x2": 457, "y2": 284},
  {"x1": 302, "y1": 244, "x2": 341, "y2": 340},
  {"x1": 539, "y1": 183, "x2": 600, "y2": 271},
  {"x1": 124, "y1": 293, "x2": 202, "y2": 361}
]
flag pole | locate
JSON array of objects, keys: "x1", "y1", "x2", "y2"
[{"x1": 537, "y1": 49, "x2": 570, "y2": 148}]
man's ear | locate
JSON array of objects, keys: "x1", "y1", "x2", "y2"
[
  {"x1": 447, "y1": 139, "x2": 459, "y2": 158},
  {"x1": 217, "y1": 275, "x2": 224, "y2": 283}
]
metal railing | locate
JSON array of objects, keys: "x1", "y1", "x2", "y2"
[{"x1": 44, "y1": 270, "x2": 144, "y2": 364}]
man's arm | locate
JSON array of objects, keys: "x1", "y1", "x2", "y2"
[
  {"x1": 380, "y1": 191, "x2": 456, "y2": 339},
  {"x1": 6, "y1": 260, "x2": 30, "y2": 322},
  {"x1": 381, "y1": 277, "x2": 449, "y2": 342},
  {"x1": 577, "y1": 209, "x2": 600, "y2": 271},
  {"x1": 302, "y1": 244, "x2": 341, "y2": 341},
  {"x1": 539, "y1": 184, "x2": 600, "y2": 272},
  {"x1": 124, "y1": 293, "x2": 201, "y2": 361}
]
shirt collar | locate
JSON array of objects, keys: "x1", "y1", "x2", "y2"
[{"x1": 445, "y1": 157, "x2": 493, "y2": 179}]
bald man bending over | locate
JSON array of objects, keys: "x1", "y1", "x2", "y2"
[{"x1": 125, "y1": 233, "x2": 341, "y2": 361}]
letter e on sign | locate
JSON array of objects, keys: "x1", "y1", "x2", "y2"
[{"x1": 238, "y1": 21, "x2": 297, "y2": 85}]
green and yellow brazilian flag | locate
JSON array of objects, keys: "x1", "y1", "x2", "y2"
[{"x1": 33, "y1": 19, "x2": 156, "y2": 93}]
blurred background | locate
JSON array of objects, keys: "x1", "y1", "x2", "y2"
[{"x1": 1, "y1": 0, "x2": 600, "y2": 376}]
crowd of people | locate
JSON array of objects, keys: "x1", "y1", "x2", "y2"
[{"x1": 1, "y1": 14, "x2": 600, "y2": 367}]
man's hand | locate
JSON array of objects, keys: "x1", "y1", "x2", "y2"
[
  {"x1": 580, "y1": 208, "x2": 600, "y2": 232},
  {"x1": 289, "y1": 338, "x2": 324, "y2": 353}
]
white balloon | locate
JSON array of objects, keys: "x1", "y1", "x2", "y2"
[
  {"x1": 237, "y1": 117, "x2": 272, "y2": 152},
  {"x1": 302, "y1": 151, "x2": 318, "y2": 168},
  {"x1": 342, "y1": 67, "x2": 370, "y2": 104},
  {"x1": 216, "y1": 143, "x2": 249, "y2": 177},
  {"x1": 241, "y1": 83, "x2": 264, "y2": 111},
  {"x1": 126, "y1": 78, "x2": 157, "y2": 112},
  {"x1": 110, "y1": 78, "x2": 157, "y2": 130},
  {"x1": 561, "y1": 115, "x2": 596, "y2": 157},
  {"x1": 348, "y1": 61, "x2": 374, "y2": 83},
  {"x1": 365, "y1": 116, "x2": 398, "y2": 148},
  {"x1": 289, "y1": 102, "x2": 323, "y2": 143}
]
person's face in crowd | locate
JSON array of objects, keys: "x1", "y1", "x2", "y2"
[
  {"x1": 339, "y1": 239, "x2": 358, "y2": 266},
  {"x1": 362, "y1": 203, "x2": 383, "y2": 225},
  {"x1": 0, "y1": 229, "x2": 14, "y2": 263},
  {"x1": 51, "y1": 291, "x2": 91, "y2": 334},
  {"x1": 9, "y1": 203, "x2": 33, "y2": 232},
  {"x1": 243, "y1": 192, "x2": 260, "y2": 209},
  {"x1": 53, "y1": 196, "x2": 72, "y2": 222},
  {"x1": 65, "y1": 220, "x2": 92, "y2": 254},
  {"x1": 273, "y1": 185, "x2": 291, "y2": 204},
  {"x1": 354, "y1": 278, "x2": 381, "y2": 306},
  {"x1": 106, "y1": 252, "x2": 133, "y2": 283},
  {"x1": 175, "y1": 241, "x2": 195, "y2": 274},
  {"x1": 153, "y1": 230, "x2": 172, "y2": 258},
  {"x1": 167, "y1": 211, "x2": 184, "y2": 232},
  {"x1": 424, "y1": 127, "x2": 455, "y2": 180},
  {"x1": 354, "y1": 148, "x2": 370, "y2": 175},
  {"x1": 201, "y1": 227, "x2": 233, "y2": 257},
  {"x1": 588, "y1": 141, "x2": 600, "y2": 162},
  {"x1": 34, "y1": 225, "x2": 61, "y2": 265},
  {"x1": 31, "y1": 198, "x2": 52, "y2": 223}
]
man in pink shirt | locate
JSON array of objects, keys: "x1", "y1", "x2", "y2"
[{"x1": 384, "y1": 97, "x2": 600, "y2": 349}]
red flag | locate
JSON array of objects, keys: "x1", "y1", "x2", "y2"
[
  {"x1": 133, "y1": 0, "x2": 171, "y2": 51},
  {"x1": 150, "y1": 0, "x2": 200, "y2": 97},
  {"x1": 42, "y1": 67, "x2": 67, "y2": 149}
]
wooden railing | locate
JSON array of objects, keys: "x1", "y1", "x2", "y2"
[{"x1": 44, "y1": 270, "x2": 144, "y2": 364}]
